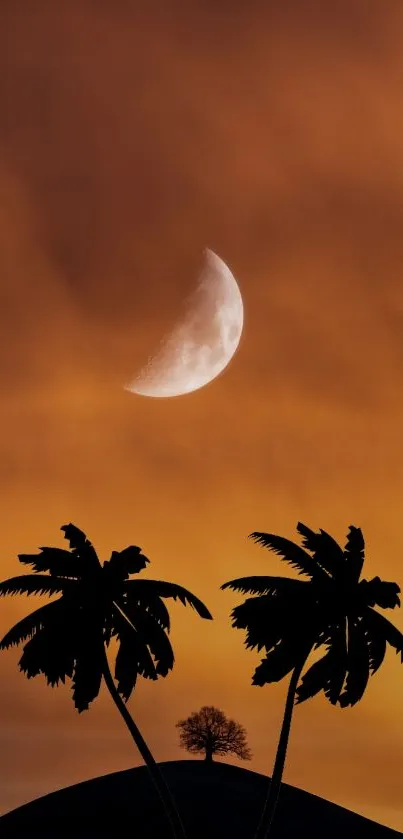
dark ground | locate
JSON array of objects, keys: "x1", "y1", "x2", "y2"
[{"x1": 0, "y1": 759, "x2": 401, "y2": 838}]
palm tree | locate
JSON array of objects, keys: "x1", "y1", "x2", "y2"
[
  {"x1": 221, "y1": 522, "x2": 403, "y2": 839},
  {"x1": 0, "y1": 523, "x2": 213, "y2": 839}
]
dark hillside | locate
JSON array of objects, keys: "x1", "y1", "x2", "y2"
[{"x1": 0, "y1": 760, "x2": 400, "y2": 838}]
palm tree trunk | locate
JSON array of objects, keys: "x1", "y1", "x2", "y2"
[
  {"x1": 101, "y1": 650, "x2": 187, "y2": 839},
  {"x1": 254, "y1": 652, "x2": 309, "y2": 839}
]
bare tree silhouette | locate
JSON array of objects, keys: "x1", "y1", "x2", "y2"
[
  {"x1": 0, "y1": 523, "x2": 213, "y2": 839},
  {"x1": 176, "y1": 705, "x2": 251, "y2": 763},
  {"x1": 221, "y1": 522, "x2": 403, "y2": 839}
]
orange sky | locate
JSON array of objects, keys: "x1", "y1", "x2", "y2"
[{"x1": 1, "y1": 0, "x2": 403, "y2": 831}]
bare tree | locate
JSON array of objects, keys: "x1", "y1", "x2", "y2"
[{"x1": 176, "y1": 705, "x2": 252, "y2": 763}]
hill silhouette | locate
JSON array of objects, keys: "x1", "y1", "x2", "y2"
[{"x1": 0, "y1": 760, "x2": 400, "y2": 838}]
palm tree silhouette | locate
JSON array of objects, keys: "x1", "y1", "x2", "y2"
[
  {"x1": 0, "y1": 523, "x2": 213, "y2": 839},
  {"x1": 221, "y1": 522, "x2": 403, "y2": 839}
]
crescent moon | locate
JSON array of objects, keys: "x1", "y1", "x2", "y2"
[{"x1": 125, "y1": 249, "x2": 244, "y2": 398}]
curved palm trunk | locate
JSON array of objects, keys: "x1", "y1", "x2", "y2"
[
  {"x1": 254, "y1": 653, "x2": 309, "y2": 839},
  {"x1": 101, "y1": 651, "x2": 187, "y2": 839}
]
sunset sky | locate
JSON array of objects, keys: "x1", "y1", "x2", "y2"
[{"x1": 1, "y1": 0, "x2": 403, "y2": 831}]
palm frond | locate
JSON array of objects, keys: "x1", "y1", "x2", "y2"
[
  {"x1": 143, "y1": 596, "x2": 171, "y2": 631},
  {"x1": 0, "y1": 599, "x2": 65, "y2": 649},
  {"x1": 103, "y1": 612, "x2": 114, "y2": 646},
  {"x1": 360, "y1": 577, "x2": 400, "y2": 610},
  {"x1": 60, "y1": 523, "x2": 100, "y2": 572},
  {"x1": 296, "y1": 523, "x2": 345, "y2": 578},
  {"x1": 252, "y1": 640, "x2": 301, "y2": 686},
  {"x1": 295, "y1": 653, "x2": 333, "y2": 704},
  {"x1": 114, "y1": 633, "x2": 140, "y2": 700},
  {"x1": 248, "y1": 532, "x2": 328, "y2": 581},
  {"x1": 113, "y1": 607, "x2": 158, "y2": 695},
  {"x1": 343, "y1": 526, "x2": 365, "y2": 583},
  {"x1": 71, "y1": 628, "x2": 104, "y2": 713},
  {"x1": 296, "y1": 621, "x2": 347, "y2": 705},
  {"x1": 0, "y1": 575, "x2": 73, "y2": 598},
  {"x1": 361, "y1": 610, "x2": 387, "y2": 674},
  {"x1": 18, "y1": 632, "x2": 44, "y2": 680},
  {"x1": 338, "y1": 617, "x2": 370, "y2": 707},
  {"x1": 124, "y1": 580, "x2": 212, "y2": 619},
  {"x1": 18, "y1": 622, "x2": 76, "y2": 687},
  {"x1": 221, "y1": 576, "x2": 309, "y2": 597},
  {"x1": 364, "y1": 609, "x2": 403, "y2": 662},
  {"x1": 123, "y1": 605, "x2": 174, "y2": 676},
  {"x1": 105, "y1": 546, "x2": 149, "y2": 580},
  {"x1": 230, "y1": 587, "x2": 316, "y2": 654},
  {"x1": 230, "y1": 595, "x2": 285, "y2": 652},
  {"x1": 18, "y1": 547, "x2": 81, "y2": 578},
  {"x1": 122, "y1": 588, "x2": 171, "y2": 631},
  {"x1": 321, "y1": 619, "x2": 348, "y2": 703}
]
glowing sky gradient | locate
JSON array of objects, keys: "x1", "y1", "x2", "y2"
[{"x1": 1, "y1": 0, "x2": 403, "y2": 831}]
